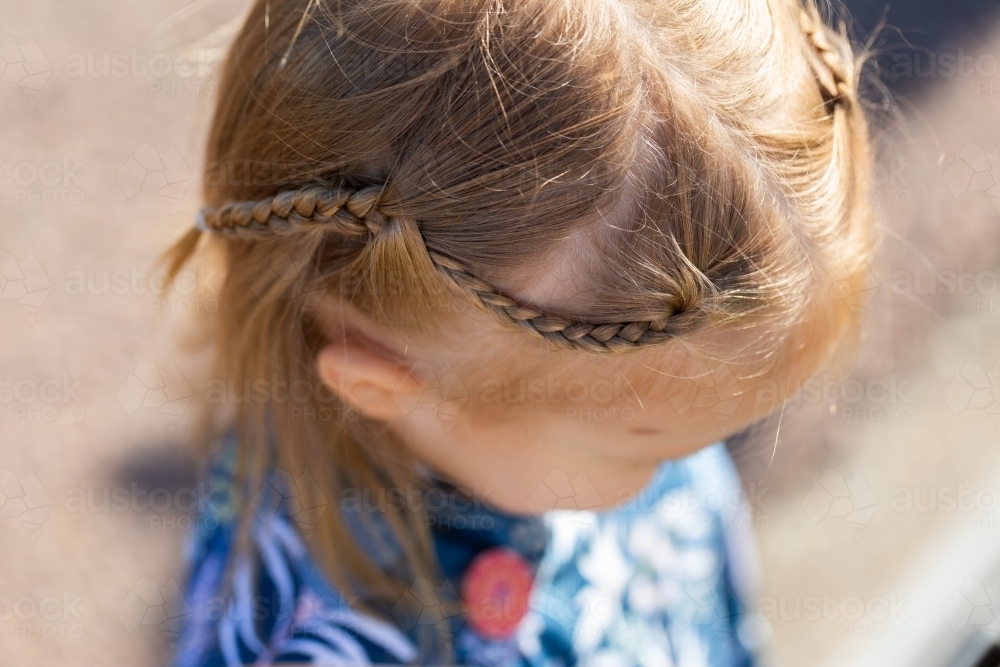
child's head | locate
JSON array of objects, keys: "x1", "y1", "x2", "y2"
[{"x1": 169, "y1": 0, "x2": 873, "y2": 644}]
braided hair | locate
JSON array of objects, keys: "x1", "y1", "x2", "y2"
[
  {"x1": 195, "y1": 184, "x2": 677, "y2": 352},
  {"x1": 187, "y1": 1, "x2": 863, "y2": 356}
]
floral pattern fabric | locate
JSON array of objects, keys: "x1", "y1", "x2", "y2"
[{"x1": 173, "y1": 437, "x2": 762, "y2": 667}]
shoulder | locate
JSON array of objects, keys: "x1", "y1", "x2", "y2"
[
  {"x1": 173, "y1": 433, "x2": 417, "y2": 667},
  {"x1": 521, "y1": 442, "x2": 762, "y2": 667}
]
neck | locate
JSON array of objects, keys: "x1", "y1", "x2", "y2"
[{"x1": 388, "y1": 408, "x2": 662, "y2": 516}]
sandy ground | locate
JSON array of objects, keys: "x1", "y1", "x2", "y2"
[{"x1": 1, "y1": 1, "x2": 999, "y2": 666}]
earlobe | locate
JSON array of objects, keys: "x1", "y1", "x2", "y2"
[{"x1": 315, "y1": 342, "x2": 423, "y2": 422}]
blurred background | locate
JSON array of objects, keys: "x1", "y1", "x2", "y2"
[{"x1": 2, "y1": 1, "x2": 1000, "y2": 665}]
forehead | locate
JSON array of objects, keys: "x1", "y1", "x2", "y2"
[
  {"x1": 499, "y1": 226, "x2": 603, "y2": 309},
  {"x1": 495, "y1": 179, "x2": 637, "y2": 314},
  {"x1": 455, "y1": 273, "x2": 819, "y2": 410}
]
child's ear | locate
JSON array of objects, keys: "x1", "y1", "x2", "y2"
[{"x1": 315, "y1": 341, "x2": 423, "y2": 422}]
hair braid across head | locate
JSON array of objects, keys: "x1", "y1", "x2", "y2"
[
  {"x1": 798, "y1": 2, "x2": 854, "y2": 113},
  {"x1": 194, "y1": 184, "x2": 677, "y2": 353},
  {"x1": 196, "y1": 185, "x2": 390, "y2": 239}
]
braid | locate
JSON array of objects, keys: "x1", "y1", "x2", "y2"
[
  {"x1": 799, "y1": 2, "x2": 854, "y2": 113},
  {"x1": 195, "y1": 185, "x2": 389, "y2": 239},
  {"x1": 195, "y1": 184, "x2": 677, "y2": 353}
]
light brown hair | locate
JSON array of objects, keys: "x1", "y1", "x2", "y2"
[{"x1": 167, "y1": 0, "x2": 874, "y2": 659}]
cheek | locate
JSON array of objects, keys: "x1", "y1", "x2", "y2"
[
  {"x1": 596, "y1": 357, "x2": 757, "y2": 438},
  {"x1": 460, "y1": 358, "x2": 669, "y2": 426},
  {"x1": 449, "y1": 375, "x2": 622, "y2": 440},
  {"x1": 461, "y1": 375, "x2": 594, "y2": 423},
  {"x1": 447, "y1": 344, "x2": 756, "y2": 433},
  {"x1": 456, "y1": 375, "x2": 553, "y2": 432}
]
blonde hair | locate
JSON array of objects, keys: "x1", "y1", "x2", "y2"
[{"x1": 167, "y1": 0, "x2": 873, "y2": 659}]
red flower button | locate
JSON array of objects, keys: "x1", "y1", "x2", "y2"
[{"x1": 461, "y1": 547, "x2": 534, "y2": 640}]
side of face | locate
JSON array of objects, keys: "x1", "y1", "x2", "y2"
[
  {"x1": 311, "y1": 195, "x2": 848, "y2": 512},
  {"x1": 311, "y1": 291, "x2": 830, "y2": 513}
]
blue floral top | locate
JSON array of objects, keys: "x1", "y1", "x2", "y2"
[{"x1": 174, "y1": 436, "x2": 763, "y2": 667}]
